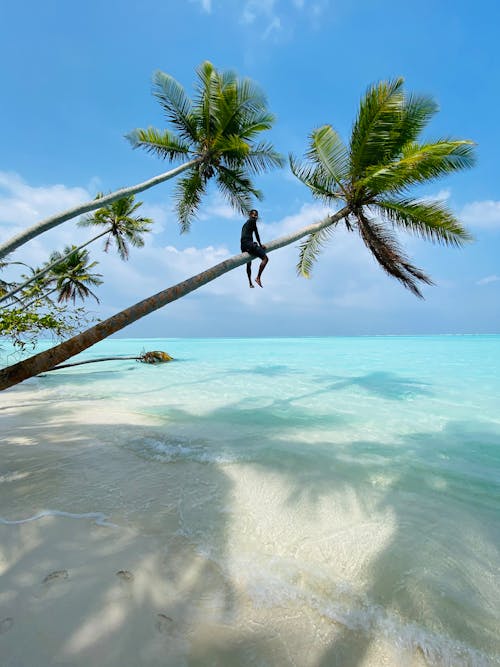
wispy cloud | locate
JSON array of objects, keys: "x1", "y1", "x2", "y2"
[
  {"x1": 0, "y1": 171, "x2": 89, "y2": 230},
  {"x1": 197, "y1": 193, "x2": 241, "y2": 221},
  {"x1": 241, "y1": 0, "x2": 277, "y2": 25},
  {"x1": 476, "y1": 275, "x2": 500, "y2": 286},
  {"x1": 460, "y1": 199, "x2": 500, "y2": 229},
  {"x1": 190, "y1": 0, "x2": 212, "y2": 13}
]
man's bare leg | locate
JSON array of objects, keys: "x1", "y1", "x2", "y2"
[
  {"x1": 255, "y1": 256, "x2": 268, "y2": 288},
  {"x1": 246, "y1": 262, "x2": 254, "y2": 288}
]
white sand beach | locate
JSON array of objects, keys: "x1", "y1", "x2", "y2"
[{"x1": 0, "y1": 380, "x2": 435, "y2": 667}]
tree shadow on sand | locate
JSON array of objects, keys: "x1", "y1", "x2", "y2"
[{"x1": 1, "y1": 385, "x2": 499, "y2": 665}]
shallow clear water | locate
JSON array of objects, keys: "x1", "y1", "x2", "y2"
[{"x1": 1, "y1": 335, "x2": 499, "y2": 666}]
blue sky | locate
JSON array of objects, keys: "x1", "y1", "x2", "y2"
[{"x1": 1, "y1": 0, "x2": 499, "y2": 337}]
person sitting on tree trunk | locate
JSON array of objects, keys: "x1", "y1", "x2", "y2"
[{"x1": 240, "y1": 209, "x2": 268, "y2": 288}]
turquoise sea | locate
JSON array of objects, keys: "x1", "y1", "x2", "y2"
[{"x1": 1, "y1": 335, "x2": 499, "y2": 666}]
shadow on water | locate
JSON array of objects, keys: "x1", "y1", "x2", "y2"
[
  {"x1": 324, "y1": 371, "x2": 433, "y2": 400},
  {"x1": 1, "y1": 388, "x2": 499, "y2": 665}
]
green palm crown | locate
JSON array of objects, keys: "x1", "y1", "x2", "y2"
[
  {"x1": 78, "y1": 193, "x2": 153, "y2": 260},
  {"x1": 126, "y1": 61, "x2": 284, "y2": 232},
  {"x1": 290, "y1": 78, "x2": 476, "y2": 297}
]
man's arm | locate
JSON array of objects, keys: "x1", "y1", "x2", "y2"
[{"x1": 254, "y1": 221, "x2": 263, "y2": 246}]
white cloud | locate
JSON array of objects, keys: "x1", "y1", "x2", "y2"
[
  {"x1": 476, "y1": 275, "x2": 500, "y2": 286},
  {"x1": 190, "y1": 0, "x2": 212, "y2": 13},
  {"x1": 197, "y1": 193, "x2": 240, "y2": 221},
  {"x1": 241, "y1": 0, "x2": 277, "y2": 24},
  {"x1": 0, "y1": 171, "x2": 89, "y2": 231},
  {"x1": 460, "y1": 200, "x2": 500, "y2": 229},
  {"x1": 263, "y1": 16, "x2": 282, "y2": 39}
]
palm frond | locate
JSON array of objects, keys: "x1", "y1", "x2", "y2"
[
  {"x1": 289, "y1": 155, "x2": 343, "y2": 202},
  {"x1": 174, "y1": 168, "x2": 206, "y2": 233},
  {"x1": 361, "y1": 139, "x2": 476, "y2": 195},
  {"x1": 126, "y1": 127, "x2": 191, "y2": 160},
  {"x1": 386, "y1": 93, "x2": 438, "y2": 159},
  {"x1": 152, "y1": 70, "x2": 198, "y2": 142},
  {"x1": 194, "y1": 61, "x2": 220, "y2": 139},
  {"x1": 375, "y1": 198, "x2": 473, "y2": 246},
  {"x1": 218, "y1": 78, "x2": 271, "y2": 136},
  {"x1": 220, "y1": 139, "x2": 284, "y2": 173},
  {"x1": 306, "y1": 125, "x2": 349, "y2": 194},
  {"x1": 350, "y1": 78, "x2": 405, "y2": 177},
  {"x1": 296, "y1": 215, "x2": 344, "y2": 278},
  {"x1": 215, "y1": 166, "x2": 261, "y2": 216},
  {"x1": 357, "y1": 211, "x2": 433, "y2": 297}
]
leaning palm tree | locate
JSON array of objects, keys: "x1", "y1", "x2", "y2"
[
  {"x1": 0, "y1": 61, "x2": 283, "y2": 260},
  {"x1": 23, "y1": 247, "x2": 103, "y2": 309},
  {"x1": 0, "y1": 78, "x2": 475, "y2": 391},
  {"x1": 78, "y1": 193, "x2": 152, "y2": 260},
  {"x1": 0, "y1": 194, "x2": 152, "y2": 306},
  {"x1": 290, "y1": 78, "x2": 475, "y2": 296}
]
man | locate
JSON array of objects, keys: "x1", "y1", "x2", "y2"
[{"x1": 240, "y1": 209, "x2": 268, "y2": 288}]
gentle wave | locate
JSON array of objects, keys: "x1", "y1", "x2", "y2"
[
  {"x1": 126, "y1": 434, "x2": 247, "y2": 464},
  {"x1": 0, "y1": 509, "x2": 118, "y2": 528}
]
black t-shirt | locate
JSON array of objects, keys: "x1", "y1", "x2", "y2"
[{"x1": 240, "y1": 218, "x2": 257, "y2": 248}]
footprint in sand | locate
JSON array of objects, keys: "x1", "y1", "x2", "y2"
[
  {"x1": 0, "y1": 617, "x2": 14, "y2": 635},
  {"x1": 112, "y1": 570, "x2": 134, "y2": 600},
  {"x1": 156, "y1": 613, "x2": 173, "y2": 634},
  {"x1": 33, "y1": 570, "x2": 69, "y2": 599}
]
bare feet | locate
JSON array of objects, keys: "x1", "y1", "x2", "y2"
[{"x1": 255, "y1": 277, "x2": 263, "y2": 288}]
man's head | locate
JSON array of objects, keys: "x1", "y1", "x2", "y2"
[{"x1": 249, "y1": 209, "x2": 259, "y2": 220}]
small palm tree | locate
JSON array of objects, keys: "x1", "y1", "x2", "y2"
[
  {"x1": 0, "y1": 61, "x2": 283, "y2": 259},
  {"x1": 77, "y1": 193, "x2": 152, "y2": 260},
  {"x1": 290, "y1": 77, "x2": 475, "y2": 296},
  {"x1": 0, "y1": 194, "x2": 152, "y2": 305},
  {"x1": 51, "y1": 247, "x2": 103, "y2": 304},
  {"x1": 24, "y1": 247, "x2": 103, "y2": 308}
]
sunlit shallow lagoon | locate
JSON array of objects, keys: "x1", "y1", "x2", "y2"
[{"x1": 1, "y1": 335, "x2": 499, "y2": 666}]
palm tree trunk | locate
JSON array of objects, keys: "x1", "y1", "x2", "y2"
[
  {"x1": 46, "y1": 356, "x2": 144, "y2": 370},
  {"x1": 0, "y1": 207, "x2": 348, "y2": 390},
  {"x1": 0, "y1": 158, "x2": 201, "y2": 260},
  {"x1": 0, "y1": 230, "x2": 109, "y2": 306},
  {"x1": 23, "y1": 286, "x2": 59, "y2": 310}
]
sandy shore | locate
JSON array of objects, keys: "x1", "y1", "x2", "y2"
[{"x1": 0, "y1": 382, "x2": 437, "y2": 666}]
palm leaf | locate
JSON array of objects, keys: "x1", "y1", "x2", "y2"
[
  {"x1": 215, "y1": 166, "x2": 261, "y2": 216},
  {"x1": 357, "y1": 212, "x2": 433, "y2": 297},
  {"x1": 350, "y1": 78, "x2": 405, "y2": 178},
  {"x1": 296, "y1": 214, "x2": 344, "y2": 278},
  {"x1": 289, "y1": 155, "x2": 343, "y2": 202},
  {"x1": 361, "y1": 139, "x2": 476, "y2": 195},
  {"x1": 385, "y1": 93, "x2": 438, "y2": 159},
  {"x1": 174, "y1": 169, "x2": 206, "y2": 233},
  {"x1": 375, "y1": 198, "x2": 473, "y2": 246},
  {"x1": 153, "y1": 70, "x2": 198, "y2": 142},
  {"x1": 194, "y1": 61, "x2": 220, "y2": 140},
  {"x1": 307, "y1": 125, "x2": 349, "y2": 194},
  {"x1": 126, "y1": 127, "x2": 191, "y2": 160}
]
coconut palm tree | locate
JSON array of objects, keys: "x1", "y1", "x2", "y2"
[
  {"x1": 289, "y1": 78, "x2": 475, "y2": 296},
  {"x1": 0, "y1": 78, "x2": 475, "y2": 391},
  {"x1": 0, "y1": 195, "x2": 152, "y2": 306},
  {"x1": 77, "y1": 193, "x2": 152, "y2": 260},
  {"x1": 0, "y1": 61, "x2": 283, "y2": 260},
  {"x1": 23, "y1": 247, "x2": 103, "y2": 309}
]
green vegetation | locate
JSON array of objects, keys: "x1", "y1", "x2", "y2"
[{"x1": 290, "y1": 78, "x2": 474, "y2": 296}]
